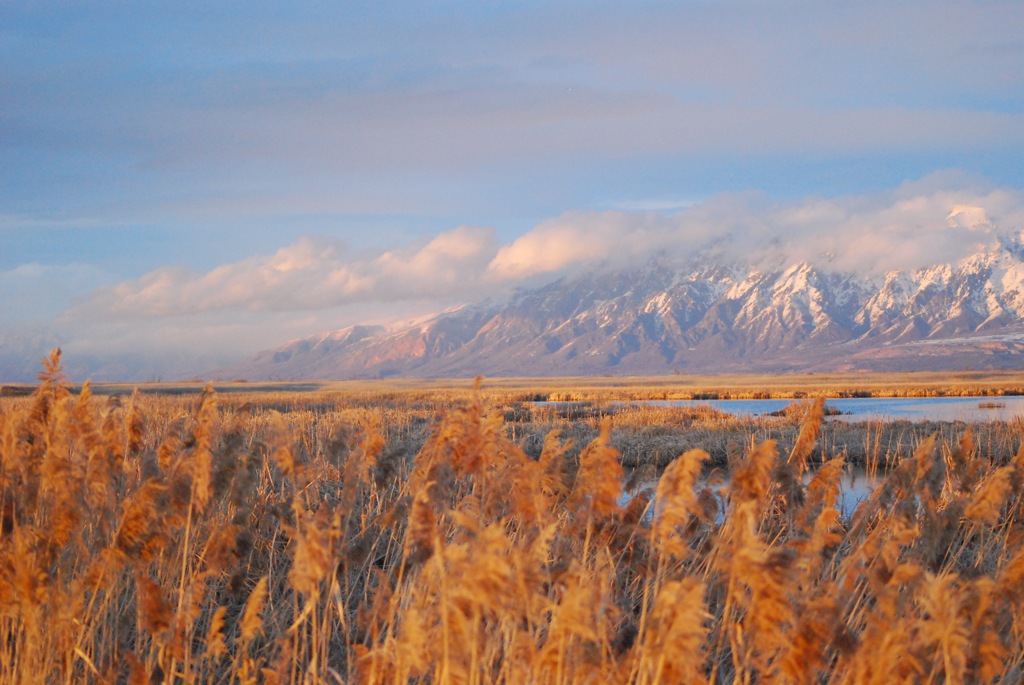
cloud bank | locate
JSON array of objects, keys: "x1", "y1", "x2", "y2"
[
  {"x1": 65, "y1": 227, "x2": 499, "y2": 319},
  {"x1": 490, "y1": 177, "x2": 1024, "y2": 279}
]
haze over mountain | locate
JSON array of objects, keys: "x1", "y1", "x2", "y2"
[{"x1": 221, "y1": 231, "x2": 1024, "y2": 380}]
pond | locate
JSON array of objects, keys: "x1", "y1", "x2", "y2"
[{"x1": 622, "y1": 396, "x2": 1024, "y2": 423}]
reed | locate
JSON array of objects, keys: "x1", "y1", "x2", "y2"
[{"x1": 1, "y1": 351, "x2": 1024, "y2": 682}]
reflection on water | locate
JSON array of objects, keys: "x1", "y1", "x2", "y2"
[
  {"x1": 624, "y1": 464, "x2": 881, "y2": 520},
  {"x1": 838, "y1": 466, "x2": 878, "y2": 517}
]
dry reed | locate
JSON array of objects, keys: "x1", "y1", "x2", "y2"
[{"x1": 1, "y1": 350, "x2": 1023, "y2": 682}]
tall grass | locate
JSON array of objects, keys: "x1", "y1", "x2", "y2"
[{"x1": 2, "y1": 351, "x2": 1024, "y2": 682}]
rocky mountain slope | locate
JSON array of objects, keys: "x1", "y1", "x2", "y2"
[{"x1": 224, "y1": 235, "x2": 1024, "y2": 379}]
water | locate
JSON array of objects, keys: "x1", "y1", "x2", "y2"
[
  {"x1": 836, "y1": 466, "x2": 878, "y2": 516},
  {"x1": 593, "y1": 395, "x2": 1021, "y2": 515},
  {"x1": 626, "y1": 464, "x2": 879, "y2": 520},
  {"x1": 621, "y1": 396, "x2": 1024, "y2": 423}
]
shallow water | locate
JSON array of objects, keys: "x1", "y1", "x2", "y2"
[
  {"x1": 621, "y1": 396, "x2": 1024, "y2": 423},
  {"x1": 625, "y1": 464, "x2": 880, "y2": 520},
  {"x1": 593, "y1": 395, "x2": 1015, "y2": 514}
]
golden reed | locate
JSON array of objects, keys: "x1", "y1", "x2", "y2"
[{"x1": 0, "y1": 351, "x2": 1021, "y2": 682}]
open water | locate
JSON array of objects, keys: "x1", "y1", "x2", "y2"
[{"x1": 627, "y1": 396, "x2": 1024, "y2": 423}]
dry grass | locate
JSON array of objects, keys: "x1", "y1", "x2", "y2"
[
  {"x1": 8, "y1": 367, "x2": 1024, "y2": 403},
  {"x1": 3, "y1": 351, "x2": 1024, "y2": 682}
]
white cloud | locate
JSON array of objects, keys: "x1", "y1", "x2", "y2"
[
  {"x1": 486, "y1": 210, "x2": 684, "y2": 280},
  {"x1": 63, "y1": 228, "x2": 502, "y2": 322},
  {"x1": 486, "y1": 179, "x2": 1024, "y2": 280},
  {"x1": 374, "y1": 226, "x2": 499, "y2": 290}
]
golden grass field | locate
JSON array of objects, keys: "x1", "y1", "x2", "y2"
[
  {"x1": 7, "y1": 367, "x2": 1024, "y2": 402},
  {"x1": 4, "y1": 351, "x2": 1024, "y2": 683}
]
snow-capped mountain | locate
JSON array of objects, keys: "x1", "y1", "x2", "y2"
[{"x1": 224, "y1": 235, "x2": 1024, "y2": 379}]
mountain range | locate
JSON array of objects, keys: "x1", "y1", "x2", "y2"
[{"x1": 221, "y1": 233, "x2": 1024, "y2": 379}]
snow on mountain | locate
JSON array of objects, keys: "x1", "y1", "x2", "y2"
[{"x1": 223, "y1": 234, "x2": 1024, "y2": 379}]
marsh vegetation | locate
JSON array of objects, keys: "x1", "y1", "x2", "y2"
[{"x1": 2, "y1": 352, "x2": 1024, "y2": 683}]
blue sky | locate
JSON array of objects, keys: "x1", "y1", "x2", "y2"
[{"x1": 3, "y1": 1, "x2": 1024, "y2": 379}]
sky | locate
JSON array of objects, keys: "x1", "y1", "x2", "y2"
[{"x1": 3, "y1": 0, "x2": 1024, "y2": 380}]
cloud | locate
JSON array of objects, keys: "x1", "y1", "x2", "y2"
[
  {"x1": 766, "y1": 180, "x2": 1024, "y2": 273},
  {"x1": 6, "y1": 1, "x2": 1024, "y2": 230},
  {"x1": 487, "y1": 174, "x2": 1024, "y2": 279},
  {"x1": 486, "y1": 210, "x2": 684, "y2": 280},
  {"x1": 374, "y1": 226, "x2": 500, "y2": 291},
  {"x1": 946, "y1": 205, "x2": 994, "y2": 231},
  {"x1": 63, "y1": 227, "x2": 502, "y2": 322}
]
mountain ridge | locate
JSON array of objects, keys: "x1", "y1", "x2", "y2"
[{"x1": 222, "y1": 235, "x2": 1024, "y2": 380}]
